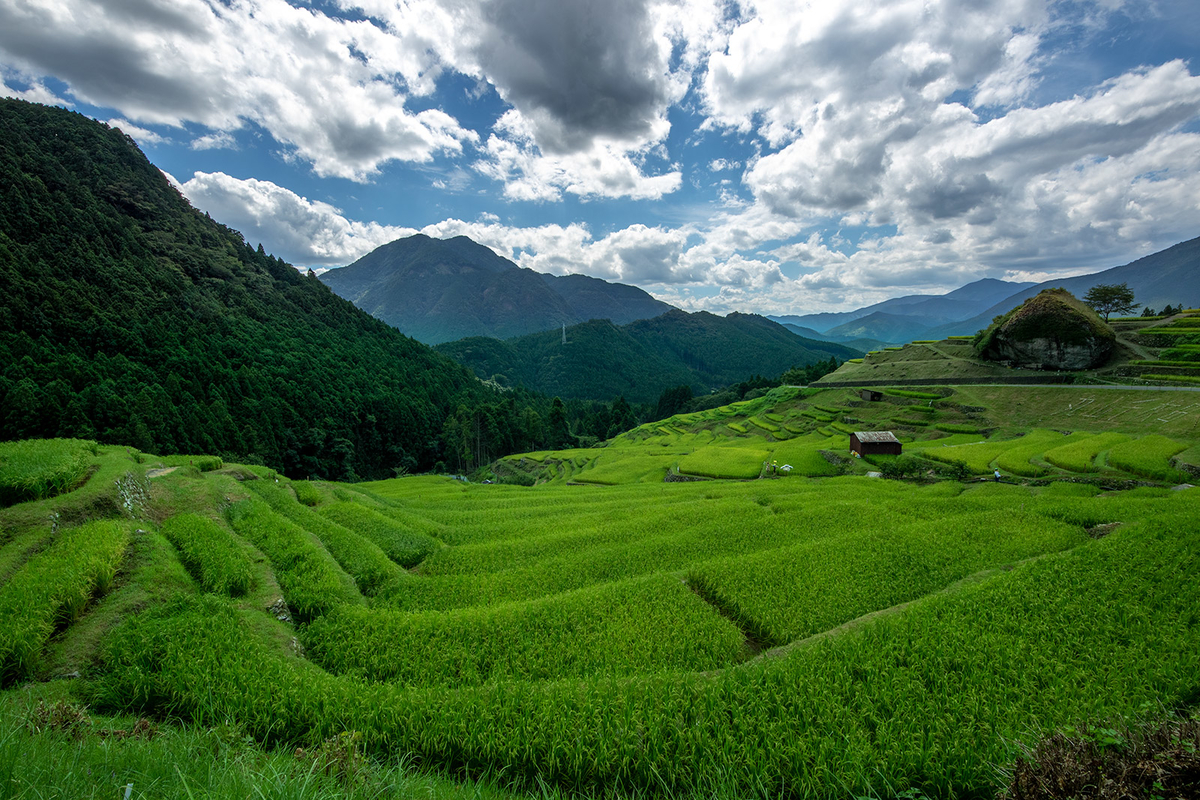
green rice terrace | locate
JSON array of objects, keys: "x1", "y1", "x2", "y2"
[
  {"x1": 1, "y1": 382, "x2": 1198, "y2": 799},
  {"x1": 812, "y1": 308, "x2": 1200, "y2": 388}
]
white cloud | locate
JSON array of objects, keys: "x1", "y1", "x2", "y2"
[
  {"x1": 1, "y1": 70, "x2": 67, "y2": 105},
  {"x1": 191, "y1": 131, "x2": 236, "y2": 151},
  {"x1": 178, "y1": 171, "x2": 413, "y2": 265},
  {"x1": 103, "y1": 117, "x2": 168, "y2": 145},
  {"x1": 0, "y1": 0, "x2": 476, "y2": 180},
  {"x1": 474, "y1": 111, "x2": 682, "y2": 201}
]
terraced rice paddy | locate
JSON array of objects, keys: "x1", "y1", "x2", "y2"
[
  {"x1": 3, "y1": 382, "x2": 1199, "y2": 799},
  {"x1": 0, "y1": 438, "x2": 97, "y2": 506},
  {"x1": 82, "y1": 472, "x2": 1199, "y2": 799}
]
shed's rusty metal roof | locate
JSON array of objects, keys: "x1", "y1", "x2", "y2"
[{"x1": 852, "y1": 431, "x2": 900, "y2": 443}]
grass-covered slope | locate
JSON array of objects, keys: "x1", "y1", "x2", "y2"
[
  {"x1": 3, "y1": 377, "x2": 1198, "y2": 799},
  {"x1": 974, "y1": 288, "x2": 1116, "y2": 369},
  {"x1": 0, "y1": 99, "x2": 481, "y2": 480}
]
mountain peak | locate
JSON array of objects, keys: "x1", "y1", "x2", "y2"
[{"x1": 320, "y1": 234, "x2": 674, "y2": 343}]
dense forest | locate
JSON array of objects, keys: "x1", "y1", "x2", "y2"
[
  {"x1": 0, "y1": 100, "x2": 844, "y2": 479},
  {"x1": 0, "y1": 100, "x2": 499, "y2": 479},
  {"x1": 436, "y1": 311, "x2": 860, "y2": 404}
]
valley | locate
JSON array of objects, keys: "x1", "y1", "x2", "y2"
[{"x1": 2, "y1": 97, "x2": 1199, "y2": 800}]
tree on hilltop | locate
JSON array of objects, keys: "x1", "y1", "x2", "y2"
[{"x1": 1082, "y1": 283, "x2": 1138, "y2": 321}]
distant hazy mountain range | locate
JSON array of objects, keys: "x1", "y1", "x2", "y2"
[
  {"x1": 772, "y1": 237, "x2": 1200, "y2": 344},
  {"x1": 320, "y1": 235, "x2": 674, "y2": 344},
  {"x1": 926, "y1": 237, "x2": 1200, "y2": 340},
  {"x1": 435, "y1": 310, "x2": 861, "y2": 404},
  {"x1": 770, "y1": 278, "x2": 1036, "y2": 345}
]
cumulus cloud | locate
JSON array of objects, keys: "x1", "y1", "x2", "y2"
[
  {"x1": 5, "y1": 0, "x2": 1198, "y2": 315},
  {"x1": 1, "y1": 70, "x2": 67, "y2": 105},
  {"x1": 190, "y1": 131, "x2": 236, "y2": 151},
  {"x1": 178, "y1": 171, "x2": 413, "y2": 265},
  {"x1": 0, "y1": 0, "x2": 476, "y2": 180},
  {"x1": 105, "y1": 117, "x2": 169, "y2": 145},
  {"x1": 681, "y1": 0, "x2": 1200, "y2": 310},
  {"x1": 474, "y1": 111, "x2": 682, "y2": 201}
]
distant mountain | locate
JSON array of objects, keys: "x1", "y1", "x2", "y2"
[
  {"x1": 540, "y1": 272, "x2": 673, "y2": 328},
  {"x1": 930, "y1": 237, "x2": 1200, "y2": 339},
  {"x1": 771, "y1": 278, "x2": 1036, "y2": 338},
  {"x1": 777, "y1": 323, "x2": 891, "y2": 353},
  {"x1": 821, "y1": 312, "x2": 943, "y2": 345},
  {"x1": 0, "y1": 99, "x2": 484, "y2": 480},
  {"x1": 436, "y1": 310, "x2": 862, "y2": 404},
  {"x1": 320, "y1": 235, "x2": 674, "y2": 344}
]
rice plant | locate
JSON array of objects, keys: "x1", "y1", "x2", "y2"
[
  {"x1": 1106, "y1": 435, "x2": 1189, "y2": 482},
  {"x1": 677, "y1": 446, "x2": 769, "y2": 479},
  {"x1": 161, "y1": 513, "x2": 254, "y2": 596},
  {"x1": 304, "y1": 573, "x2": 746, "y2": 687},
  {"x1": 247, "y1": 482, "x2": 404, "y2": 597},
  {"x1": 0, "y1": 438, "x2": 96, "y2": 506},
  {"x1": 0, "y1": 519, "x2": 129, "y2": 683},
  {"x1": 225, "y1": 497, "x2": 361, "y2": 620},
  {"x1": 316, "y1": 502, "x2": 441, "y2": 568},
  {"x1": 1043, "y1": 432, "x2": 1131, "y2": 473}
]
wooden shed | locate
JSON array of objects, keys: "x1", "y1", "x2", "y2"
[
  {"x1": 850, "y1": 431, "x2": 901, "y2": 456},
  {"x1": 860, "y1": 389, "x2": 883, "y2": 401}
]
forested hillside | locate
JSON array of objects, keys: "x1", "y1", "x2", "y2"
[
  {"x1": 437, "y1": 310, "x2": 861, "y2": 403},
  {"x1": 0, "y1": 99, "x2": 488, "y2": 480}
]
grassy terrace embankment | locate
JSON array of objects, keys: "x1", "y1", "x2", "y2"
[{"x1": 1, "y1": 383, "x2": 1198, "y2": 799}]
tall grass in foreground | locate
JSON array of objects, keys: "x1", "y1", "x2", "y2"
[
  {"x1": 0, "y1": 693, "x2": 512, "y2": 800},
  {"x1": 0, "y1": 439, "x2": 96, "y2": 507},
  {"x1": 160, "y1": 513, "x2": 253, "y2": 596},
  {"x1": 0, "y1": 520, "x2": 129, "y2": 684},
  {"x1": 94, "y1": 493, "x2": 1200, "y2": 798}
]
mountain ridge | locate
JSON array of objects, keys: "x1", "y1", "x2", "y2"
[
  {"x1": 928, "y1": 237, "x2": 1200, "y2": 339},
  {"x1": 320, "y1": 234, "x2": 675, "y2": 344},
  {"x1": 435, "y1": 309, "x2": 861, "y2": 404}
]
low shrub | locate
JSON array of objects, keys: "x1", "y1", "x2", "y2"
[{"x1": 1002, "y1": 716, "x2": 1200, "y2": 800}]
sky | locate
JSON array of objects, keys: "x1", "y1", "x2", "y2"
[{"x1": 2, "y1": 0, "x2": 1199, "y2": 316}]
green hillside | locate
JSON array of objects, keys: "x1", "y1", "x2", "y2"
[
  {"x1": 811, "y1": 308, "x2": 1200, "y2": 388},
  {"x1": 2, "y1": 377, "x2": 1197, "y2": 798},
  {"x1": 437, "y1": 310, "x2": 860, "y2": 403},
  {"x1": 0, "y1": 99, "x2": 493, "y2": 480}
]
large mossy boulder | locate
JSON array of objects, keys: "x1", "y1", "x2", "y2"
[{"x1": 975, "y1": 288, "x2": 1115, "y2": 370}]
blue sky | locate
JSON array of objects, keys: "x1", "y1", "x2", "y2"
[{"x1": 2, "y1": 0, "x2": 1199, "y2": 314}]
